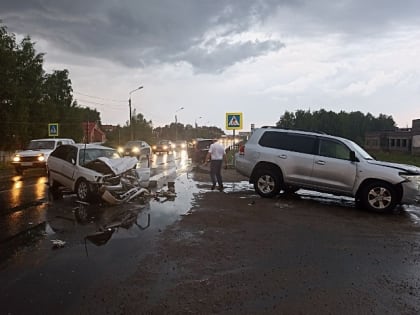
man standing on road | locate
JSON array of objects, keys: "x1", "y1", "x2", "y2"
[{"x1": 205, "y1": 139, "x2": 227, "y2": 191}]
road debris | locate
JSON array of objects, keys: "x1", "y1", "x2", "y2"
[{"x1": 51, "y1": 239, "x2": 66, "y2": 249}]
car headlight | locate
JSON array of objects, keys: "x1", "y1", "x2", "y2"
[
  {"x1": 152, "y1": 145, "x2": 157, "y2": 150},
  {"x1": 181, "y1": 143, "x2": 186, "y2": 149},
  {"x1": 163, "y1": 145, "x2": 168, "y2": 150},
  {"x1": 401, "y1": 174, "x2": 420, "y2": 189},
  {"x1": 117, "y1": 147, "x2": 124, "y2": 153},
  {"x1": 13, "y1": 155, "x2": 20, "y2": 162},
  {"x1": 37, "y1": 154, "x2": 45, "y2": 162},
  {"x1": 132, "y1": 147, "x2": 140, "y2": 153}
]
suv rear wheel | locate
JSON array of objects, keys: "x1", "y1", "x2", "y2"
[
  {"x1": 254, "y1": 168, "x2": 282, "y2": 198},
  {"x1": 360, "y1": 181, "x2": 397, "y2": 213}
]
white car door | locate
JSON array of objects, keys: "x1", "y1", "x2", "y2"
[{"x1": 309, "y1": 138, "x2": 357, "y2": 193}]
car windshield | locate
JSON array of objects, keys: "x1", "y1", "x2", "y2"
[
  {"x1": 79, "y1": 148, "x2": 120, "y2": 165},
  {"x1": 158, "y1": 140, "x2": 170, "y2": 145},
  {"x1": 27, "y1": 140, "x2": 55, "y2": 150},
  {"x1": 349, "y1": 141, "x2": 374, "y2": 160}
]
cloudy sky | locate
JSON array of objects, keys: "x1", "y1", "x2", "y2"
[{"x1": 2, "y1": 0, "x2": 420, "y2": 131}]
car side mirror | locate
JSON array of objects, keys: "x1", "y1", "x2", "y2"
[
  {"x1": 71, "y1": 158, "x2": 76, "y2": 165},
  {"x1": 349, "y1": 151, "x2": 358, "y2": 162}
]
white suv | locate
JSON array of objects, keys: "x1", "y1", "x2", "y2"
[
  {"x1": 235, "y1": 127, "x2": 420, "y2": 213},
  {"x1": 12, "y1": 138, "x2": 75, "y2": 175}
]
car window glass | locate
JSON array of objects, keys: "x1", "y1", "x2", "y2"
[
  {"x1": 79, "y1": 148, "x2": 118, "y2": 165},
  {"x1": 50, "y1": 145, "x2": 69, "y2": 160},
  {"x1": 319, "y1": 139, "x2": 350, "y2": 160},
  {"x1": 28, "y1": 140, "x2": 55, "y2": 150},
  {"x1": 65, "y1": 146, "x2": 77, "y2": 163},
  {"x1": 259, "y1": 132, "x2": 315, "y2": 154}
]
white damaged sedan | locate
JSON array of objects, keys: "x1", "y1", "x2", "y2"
[{"x1": 47, "y1": 143, "x2": 138, "y2": 201}]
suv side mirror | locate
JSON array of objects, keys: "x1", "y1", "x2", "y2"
[{"x1": 349, "y1": 151, "x2": 358, "y2": 162}]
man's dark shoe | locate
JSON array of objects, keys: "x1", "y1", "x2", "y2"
[
  {"x1": 218, "y1": 185, "x2": 224, "y2": 191},
  {"x1": 211, "y1": 184, "x2": 216, "y2": 190}
]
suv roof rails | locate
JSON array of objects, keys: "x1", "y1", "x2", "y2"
[{"x1": 260, "y1": 126, "x2": 328, "y2": 135}]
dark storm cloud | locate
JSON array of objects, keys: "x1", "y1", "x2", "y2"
[{"x1": 1, "y1": 0, "x2": 420, "y2": 72}]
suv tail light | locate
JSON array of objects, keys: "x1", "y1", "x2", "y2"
[{"x1": 239, "y1": 144, "x2": 245, "y2": 155}]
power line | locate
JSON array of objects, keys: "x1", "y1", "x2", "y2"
[
  {"x1": 73, "y1": 91, "x2": 126, "y2": 103},
  {"x1": 76, "y1": 98, "x2": 125, "y2": 110}
]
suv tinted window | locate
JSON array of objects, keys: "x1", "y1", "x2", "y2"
[
  {"x1": 259, "y1": 131, "x2": 316, "y2": 154},
  {"x1": 318, "y1": 139, "x2": 350, "y2": 160}
]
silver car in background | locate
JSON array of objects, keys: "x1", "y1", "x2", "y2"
[{"x1": 236, "y1": 127, "x2": 420, "y2": 213}]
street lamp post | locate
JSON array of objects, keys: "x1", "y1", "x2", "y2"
[
  {"x1": 194, "y1": 116, "x2": 202, "y2": 128},
  {"x1": 128, "y1": 86, "x2": 143, "y2": 140},
  {"x1": 175, "y1": 106, "x2": 184, "y2": 141},
  {"x1": 195, "y1": 116, "x2": 202, "y2": 138}
]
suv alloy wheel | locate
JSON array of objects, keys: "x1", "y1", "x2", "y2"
[{"x1": 254, "y1": 168, "x2": 282, "y2": 198}]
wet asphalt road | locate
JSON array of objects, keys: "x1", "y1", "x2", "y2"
[
  {"x1": 1, "y1": 151, "x2": 420, "y2": 314},
  {"x1": 0, "y1": 151, "x2": 194, "y2": 314}
]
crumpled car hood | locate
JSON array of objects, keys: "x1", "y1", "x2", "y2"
[
  {"x1": 85, "y1": 156, "x2": 138, "y2": 176},
  {"x1": 367, "y1": 160, "x2": 420, "y2": 175}
]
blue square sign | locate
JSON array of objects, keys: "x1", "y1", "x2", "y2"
[
  {"x1": 48, "y1": 123, "x2": 59, "y2": 137},
  {"x1": 226, "y1": 112, "x2": 243, "y2": 130}
]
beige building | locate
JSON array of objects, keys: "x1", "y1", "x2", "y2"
[{"x1": 365, "y1": 119, "x2": 420, "y2": 155}]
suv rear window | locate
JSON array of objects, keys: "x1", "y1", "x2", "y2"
[{"x1": 258, "y1": 131, "x2": 316, "y2": 154}]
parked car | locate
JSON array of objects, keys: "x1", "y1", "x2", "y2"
[
  {"x1": 235, "y1": 126, "x2": 420, "y2": 213},
  {"x1": 11, "y1": 138, "x2": 75, "y2": 175},
  {"x1": 188, "y1": 138, "x2": 215, "y2": 163},
  {"x1": 152, "y1": 140, "x2": 173, "y2": 153},
  {"x1": 47, "y1": 143, "x2": 137, "y2": 201},
  {"x1": 118, "y1": 140, "x2": 152, "y2": 160}
]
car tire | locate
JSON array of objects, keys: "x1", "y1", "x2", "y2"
[
  {"x1": 360, "y1": 181, "x2": 397, "y2": 213},
  {"x1": 254, "y1": 168, "x2": 282, "y2": 198},
  {"x1": 76, "y1": 179, "x2": 91, "y2": 202},
  {"x1": 48, "y1": 173, "x2": 63, "y2": 200}
]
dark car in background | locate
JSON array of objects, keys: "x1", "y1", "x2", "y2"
[
  {"x1": 188, "y1": 138, "x2": 215, "y2": 163},
  {"x1": 118, "y1": 140, "x2": 151, "y2": 160},
  {"x1": 152, "y1": 140, "x2": 173, "y2": 153}
]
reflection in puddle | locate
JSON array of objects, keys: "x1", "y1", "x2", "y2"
[{"x1": 43, "y1": 173, "x2": 200, "y2": 255}]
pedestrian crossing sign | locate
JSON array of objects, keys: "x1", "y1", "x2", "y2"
[
  {"x1": 226, "y1": 112, "x2": 243, "y2": 130},
  {"x1": 48, "y1": 123, "x2": 59, "y2": 137}
]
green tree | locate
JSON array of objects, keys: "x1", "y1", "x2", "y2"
[
  {"x1": 275, "y1": 109, "x2": 396, "y2": 145},
  {"x1": 0, "y1": 23, "x2": 103, "y2": 149}
]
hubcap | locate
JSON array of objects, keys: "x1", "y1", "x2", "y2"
[
  {"x1": 78, "y1": 182, "x2": 88, "y2": 200},
  {"x1": 367, "y1": 187, "x2": 392, "y2": 209},
  {"x1": 257, "y1": 175, "x2": 275, "y2": 194}
]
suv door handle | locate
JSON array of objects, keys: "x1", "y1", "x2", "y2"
[
  {"x1": 278, "y1": 154, "x2": 287, "y2": 159},
  {"x1": 315, "y1": 160, "x2": 326, "y2": 165}
]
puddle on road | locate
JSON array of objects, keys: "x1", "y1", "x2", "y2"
[
  {"x1": 2, "y1": 173, "x2": 420, "y2": 268},
  {"x1": 43, "y1": 172, "x2": 200, "y2": 249}
]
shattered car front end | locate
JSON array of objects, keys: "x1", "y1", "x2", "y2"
[
  {"x1": 82, "y1": 156, "x2": 151, "y2": 203},
  {"x1": 47, "y1": 143, "x2": 151, "y2": 202}
]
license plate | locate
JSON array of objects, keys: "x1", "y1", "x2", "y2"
[{"x1": 21, "y1": 162, "x2": 32, "y2": 166}]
